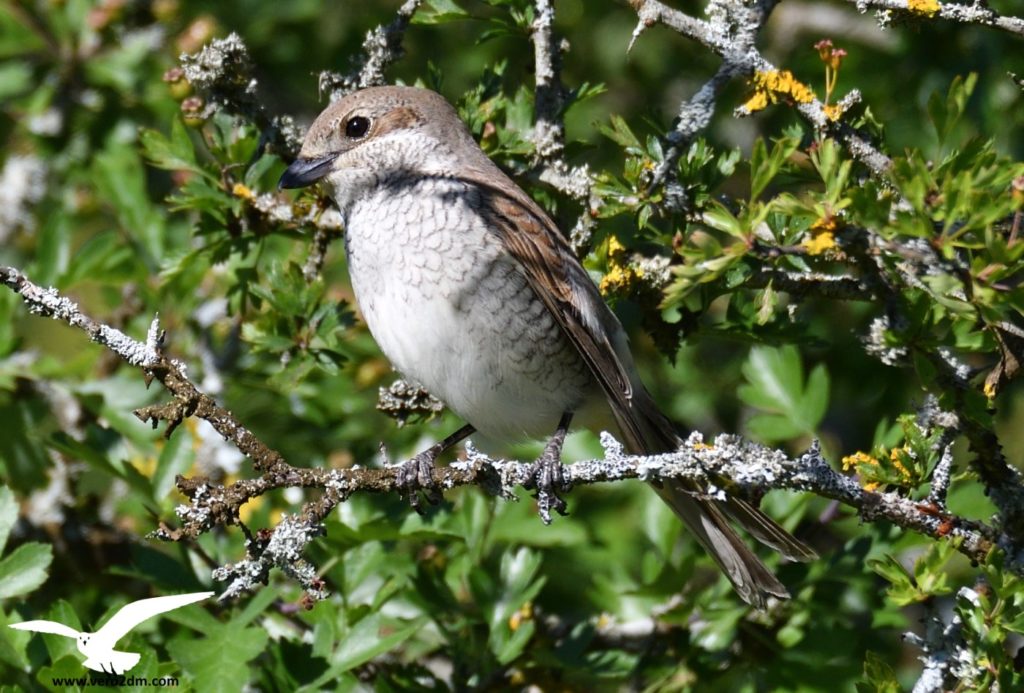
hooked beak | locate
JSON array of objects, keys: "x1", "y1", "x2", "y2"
[{"x1": 278, "y1": 154, "x2": 338, "y2": 189}]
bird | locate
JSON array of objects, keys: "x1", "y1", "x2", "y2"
[
  {"x1": 279, "y1": 85, "x2": 815, "y2": 609},
  {"x1": 9, "y1": 591, "x2": 214, "y2": 674}
]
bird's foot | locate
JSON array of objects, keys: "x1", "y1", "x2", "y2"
[
  {"x1": 389, "y1": 423, "x2": 476, "y2": 513},
  {"x1": 525, "y1": 413, "x2": 574, "y2": 524},
  {"x1": 395, "y1": 450, "x2": 443, "y2": 513}
]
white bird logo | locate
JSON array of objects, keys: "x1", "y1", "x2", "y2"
[{"x1": 9, "y1": 591, "x2": 214, "y2": 675}]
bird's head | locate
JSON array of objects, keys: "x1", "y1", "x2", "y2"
[{"x1": 279, "y1": 86, "x2": 483, "y2": 210}]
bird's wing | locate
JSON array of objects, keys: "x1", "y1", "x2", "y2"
[
  {"x1": 9, "y1": 620, "x2": 81, "y2": 638},
  {"x1": 92, "y1": 592, "x2": 214, "y2": 648},
  {"x1": 464, "y1": 169, "x2": 676, "y2": 453},
  {"x1": 462, "y1": 168, "x2": 816, "y2": 607}
]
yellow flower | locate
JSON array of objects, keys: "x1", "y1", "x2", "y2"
[
  {"x1": 842, "y1": 451, "x2": 878, "y2": 472},
  {"x1": 823, "y1": 103, "x2": 844, "y2": 121},
  {"x1": 842, "y1": 451, "x2": 885, "y2": 491},
  {"x1": 907, "y1": 0, "x2": 941, "y2": 17},
  {"x1": 743, "y1": 90, "x2": 770, "y2": 113},
  {"x1": 692, "y1": 442, "x2": 715, "y2": 451},
  {"x1": 599, "y1": 240, "x2": 644, "y2": 296},
  {"x1": 232, "y1": 182, "x2": 254, "y2": 200},
  {"x1": 607, "y1": 235, "x2": 628, "y2": 260},
  {"x1": 888, "y1": 447, "x2": 913, "y2": 480},
  {"x1": 803, "y1": 216, "x2": 838, "y2": 255},
  {"x1": 983, "y1": 380, "x2": 997, "y2": 400},
  {"x1": 508, "y1": 602, "x2": 533, "y2": 631},
  {"x1": 743, "y1": 70, "x2": 816, "y2": 113}
]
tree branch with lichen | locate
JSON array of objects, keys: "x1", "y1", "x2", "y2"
[
  {"x1": 846, "y1": 0, "x2": 1024, "y2": 38},
  {"x1": 2, "y1": 264, "x2": 1013, "y2": 604},
  {"x1": 529, "y1": 0, "x2": 599, "y2": 253},
  {"x1": 628, "y1": 0, "x2": 894, "y2": 176}
]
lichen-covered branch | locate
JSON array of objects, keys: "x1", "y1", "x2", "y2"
[
  {"x1": 848, "y1": 0, "x2": 1024, "y2": 38},
  {"x1": 3, "y1": 263, "x2": 1008, "y2": 602},
  {"x1": 528, "y1": 0, "x2": 599, "y2": 253},
  {"x1": 905, "y1": 586, "x2": 990, "y2": 692},
  {"x1": 745, "y1": 267, "x2": 877, "y2": 301},
  {"x1": 1, "y1": 266, "x2": 162, "y2": 368},
  {"x1": 317, "y1": 0, "x2": 423, "y2": 103},
  {"x1": 628, "y1": 0, "x2": 894, "y2": 176},
  {"x1": 846, "y1": 227, "x2": 1024, "y2": 538},
  {"x1": 647, "y1": 62, "x2": 740, "y2": 198},
  {"x1": 0, "y1": 266, "x2": 287, "y2": 473},
  {"x1": 180, "y1": 33, "x2": 303, "y2": 159},
  {"x1": 531, "y1": 0, "x2": 567, "y2": 160}
]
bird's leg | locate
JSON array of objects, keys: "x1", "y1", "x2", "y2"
[
  {"x1": 396, "y1": 423, "x2": 476, "y2": 512},
  {"x1": 525, "y1": 411, "x2": 573, "y2": 525}
]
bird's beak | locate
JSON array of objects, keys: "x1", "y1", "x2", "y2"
[{"x1": 278, "y1": 153, "x2": 338, "y2": 189}]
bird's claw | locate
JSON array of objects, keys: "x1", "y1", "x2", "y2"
[
  {"x1": 395, "y1": 452, "x2": 442, "y2": 513},
  {"x1": 524, "y1": 447, "x2": 571, "y2": 525}
]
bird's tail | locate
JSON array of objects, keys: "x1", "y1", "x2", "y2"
[{"x1": 611, "y1": 382, "x2": 816, "y2": 610}]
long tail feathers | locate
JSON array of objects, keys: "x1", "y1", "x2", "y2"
[
  {"x1": 654, "y1": 483, "x2": 790, "y2": 610},
  {"x1": 613, "y1": 387, "x2": 815, "y2": 609},
  {"x1": 722, "y1": 496, "x2": 818, "y2": 563}
]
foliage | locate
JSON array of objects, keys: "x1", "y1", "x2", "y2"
[{"x1": 1, "y1": 0, "x2": 1023, "y2": 690}]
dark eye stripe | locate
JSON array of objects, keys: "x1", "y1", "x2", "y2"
[{"x1": 345, "y1": 116, "x2": 370, "y2": 138}]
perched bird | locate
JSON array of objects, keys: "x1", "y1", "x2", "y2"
[
  {"x1": 10, "y1": 591, "x2": 214, "y2": 674},
  {"x1": 279, "y1": 86, "x2": 815, "y2": 608}
]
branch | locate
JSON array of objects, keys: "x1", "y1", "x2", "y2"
[
  {"x1": 846, "y1": 228, "x2": 1024, "y2": 538},
  {"x1": 904, "y1": 586, "x2": 993, "y2": 692},
  {"x1": 745, "y1": 267, "x2": 877, "y2": 301},
  {"x1": 647, "y1": 62, "x2": 741, "y2": 199},
  {"x1": 173, "y1": 429, "x2": 1005, "y2": 598},
  {"x1": 180, "y1": 33, "x2": 303, "y2": 160},
  {"x1": 847, "y1": 0, "x2": 1024, "y2": 38},
  {"x1": 529, "y1": 0, "x2": 599, "y2": 253},
  {"x1": 317, "y1": 0, "x2": 423, "y2": 102},
  {"x1": 2, "y1": 265, "x2": 1011, "y2": 603},
  {"x1": 629, "y1": 0, "x2": 894, "y2": 177},
  {"x1": 531, "y1": 0, "x2": 567, "y2": 160}
]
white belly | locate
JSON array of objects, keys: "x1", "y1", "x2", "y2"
[{"x1": 344, "y1": 178, "x2": 593, "y2": 441}]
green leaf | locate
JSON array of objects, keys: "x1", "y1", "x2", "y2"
[
  {"x1": 0, "y1": 486, "x2": 16, "y2": 554},
  {"x1": 167, "y1": 620, "x2": 269, "y2": 692},
  {"x1": 0, "y1": 6, "x2": 47, "y2": 57},
  {"x1": 244, "y1": 153, "x2": 281, "y2": 189},
  {"x1": 0, "y1": 543, "x2": 52, "y2": 600},
  {"x1": 152, "y1": 424, "x2": 195, "y2": 499},
  {"x1": 304, "y1": 614, "x2": 427, "y2": 682},
  {"x1": 32, "y1": 211, "x2": 72, "y2": 287},
  {"x1": 738, "y1": 345, "x2": 829, "y2": 442},
  {"x1": 927, "y1": 73, "x2": 978, "y2": 148},
  {"x1": 141, "y1": 118, "x2": 207, "y2": 176},
  {"x1": 857, "y1": 651, "x2": 901, "y2": 693},
  {"x1": 750, "y1": 136, "x2": 798, "y2": 200},
  {"x1": 701, "y1": 202, "x2": 745, "y2": 238},
  {"x1": 599, "y1": 114, "x2": 642, "y2": 151},
  {"x1": 411, "y1": 0, "x2": 470, "y2": 24},
  {"x1": 488, "y1": 547, "x2": 546, "y2": 664},
  {"x1": 0, "y1": 489, "x2": 52, "y2": 600},
  {"x1": 93, "y1": 141, "x2": 166, "y2": 268},
  {"x1": 0, "y1": 61, "x2": 31, "y2": 101}
]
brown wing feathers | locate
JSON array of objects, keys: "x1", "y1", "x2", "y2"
[{"x1": 463, "y1": 169, "x2": 814, "y2": 608}]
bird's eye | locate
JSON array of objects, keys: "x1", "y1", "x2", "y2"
[{"x1": 345, "y1": 116, "x2": 370, "y2": 139}]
